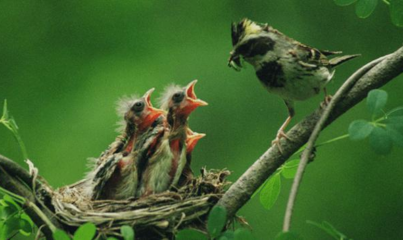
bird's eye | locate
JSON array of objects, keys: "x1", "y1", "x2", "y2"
[
  {"x1": 132, "y1": 101, "x2": 145, "y2": 112},
  {"x1": 172, "y1": 92, "x2": 184, "y2": 103}
]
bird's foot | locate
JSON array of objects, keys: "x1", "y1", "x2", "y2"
[
  {"x1": 271, "y1": 130, "x2": 291, "y2": 153},
  {"x1": 320, "y1": 95, "x2": 333, "y2": 109}
]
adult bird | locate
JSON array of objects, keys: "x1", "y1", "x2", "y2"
[
  {"x1": 228, "y1": 18, "x2": 359, "y2": 150},
  {"x1": 86, "y1": 88, "x2": 165, "y2": 200},
  {"x1": 137, "y1": 80, "x2": 208, "y2": 197}
]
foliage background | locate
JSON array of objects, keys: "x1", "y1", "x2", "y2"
[{"x1": 1, "y1": 0, "x2": 402, "y2": 239}]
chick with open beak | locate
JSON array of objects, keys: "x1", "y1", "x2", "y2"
[
  {"x1": 177, "y1": 129, "x2": 206, "y2": 187},
  {"x1": 87, "y1": 88, "x2": 166, "y2": 200},
  {"x1": 136, "y1": 80, "x2": 208, "y2": 197}
]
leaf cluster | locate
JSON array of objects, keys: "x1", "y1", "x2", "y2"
[
  {"x1": 176, "y1": 206, "x2": 254, "y2": 240},
  {"x1": 334, "y1": 0, "x2": 403, "y2": 27},
  {"x1": 0, "y1": 194, "x2": 33, "y2": 240},
  {"x1": 253, "y1": 159, "x2": 299, "y2": 210},
  {"x1": 349, "y1": 89, "x2": 403, "y2": 155},
  {"x1": 53, "y1": 223, "x2": 135, "y2": 240}
]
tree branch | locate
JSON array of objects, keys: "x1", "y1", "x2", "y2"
[
  {"x1": 217, "y1": 46, "x2": 403, "y2": 219},
  {"x1": 283, "y1": 53, "x2": 391, "y2": 231}
]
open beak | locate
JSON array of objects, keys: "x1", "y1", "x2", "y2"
[
  {"x1": 178, "y1": 80, "x2": 208, "y2": 117},
  {"x1": 228, "y1": 51, "x2": 242, "y2": 71},
  {"x1": 186, "y1": 131, "x2": 206, "y2": 153},
  {"x1": 185, "y1": 80, "x2": 208, "y2": 106},
  {"x1": 141, "y1": 88, "x2": 165, "y2": 129}
]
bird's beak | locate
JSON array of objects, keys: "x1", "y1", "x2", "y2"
[
  {"x1": 228, "y1": 51, "x2": 242, "y2": 71},
  {"x1": 141, "y1": 88, "x2": 165, "y2": 129},
  {"x1": 186, "y1": 131, "x2": 206, "y2": 154},
  {"x1": 179, "y1": 80, "x2": 208, "y2": 116}
]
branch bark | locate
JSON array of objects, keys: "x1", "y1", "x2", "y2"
[{"x1": 217, "y1": 46, "x2": 403, "y2": 219}]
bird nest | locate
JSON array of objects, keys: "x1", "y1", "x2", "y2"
[{"x1": 50, "y1": 168, "x2": 231, "y2": 238}]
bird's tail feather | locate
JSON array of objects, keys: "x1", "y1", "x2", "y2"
[{"x1": 329, "y1": 54, "x2": 360, "y2": 67}]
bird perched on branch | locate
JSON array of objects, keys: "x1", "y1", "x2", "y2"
[
  {"x1": 87, "y1": 88, "x2": 165, "y2": 200},
  {"x1": 137, "y1": 80, "x2": 208, "y2": 197},
  {"x1": 228, "y1": 18, "x2": 359, "y2": 150}
]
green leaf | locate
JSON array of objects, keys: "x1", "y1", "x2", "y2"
[
  {"x1": 334, "y1": 0, "x2": 358, "y2": 6},
  {"x1": 107, "y1": 238, "x2": 118, "y2": 240},
  {"x1": 356, "y1": 0, "x2": 378, "y2": 18},
  {"x1": 234, "y1": 228, "x2": 254, "y2": 240},
  {"x1": 18, "y1": 218, "x2": 32, "y2": 236},
  {"x1": 0, "y1": 206, "x2": 14, "y2": 220},
  {"x1": 73, "y1": 222, "x2": 96, "y2": 240},
  {"x1": 386, "y1": 116, "x2": 403, "y2": 131},
  {"x1": 348, "y1": 120, "x2": 374, "y2": 140},
  {"x1": 220, "y1": 230, "x2": 235, "y2": 240},
  {"x1": 20, "y1": 213, "x2": 33, "y2": 230},
  {"x1": 367, "y1": 89, "x2": 388, "y2": 117},
  {"x1": 207, "y1": 206, "x2": 227, "y2": 238},
  {"x1": 121, "y1": 225, "x2": 135, "y2": 240},
  {"x1": 369, "y1": 127, "x2": 393, "y2": 155},
  {"x1": 275, "y1": 231, "x2": 304, "y2": 240},
  {"x1": 386, "y1": 126, "x2": 403, "y2": 147},
  {"x1": 281, "y1": 159, "x2": 299, "y2": 179},
  {"x1": 2, "y1": 216, "x2": 20, "y2": 240},
  {"x1": 259, "y1": 173, "x2": 281, "y2": 210},
  {"x1": 390, "y1": 0, "x2": 403, "y2": 27},
  {"x1": 176, "y1": 229, "x2": 206, "y2": 240},
  {"x1": 1, "y1": 100, "x2": 9, "y2": 120},
  {"x1": 53, "y1": 230, "x2": 71, "y2": 240},
  {"x1": 3, "y1": 195, "x2": 21, "y2": 211}
]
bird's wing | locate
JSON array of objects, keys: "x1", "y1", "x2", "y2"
[
  {"x1": 136, "y1": 122, "x2": 167, "y2": 176},
  {"x1": 97, "y1": 135, "x2": 127, "y2": 165},
  {"x1": 293, "y1": 44, "x2": 331, "y2": 67},
  {"x1": 91, "y1": 154, "x2": 121, "y2": 200}
]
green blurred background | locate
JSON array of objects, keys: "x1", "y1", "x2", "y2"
[{"x1": 1, "y1": 0, "x2": 403, "y2": 239}]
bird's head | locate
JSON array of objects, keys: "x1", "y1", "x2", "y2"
[
  {"x1": 160, "y1": 80, "x2": 208, "y2": 122},
  {"x1": 229, "y1": 18, "x2": 264, "y2": 70},
  {"x1": 122, "y1": 88, "x2": 165, "y2": 131},
  {"x1": 186, "y1": 129, "x2": 206, "y2": 154}
]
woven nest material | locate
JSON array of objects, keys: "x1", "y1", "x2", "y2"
[{"x1": 51, "y1": 168, "x2": 231, "y2": 239}]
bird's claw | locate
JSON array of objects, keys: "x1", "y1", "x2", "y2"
[
  {"x1": 320, "y1": 95, "x2": 333, "y2": 109},
  {"x1": 271, "y1": 130, "x2": 291, "y2": 154}
]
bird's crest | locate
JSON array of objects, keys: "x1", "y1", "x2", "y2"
[
  {"x1": 231, "y1": 18, "x2": 262, "y2": 46},
  {"x1": 158, "y1": 84, "x2": 182, "y2": 110}
]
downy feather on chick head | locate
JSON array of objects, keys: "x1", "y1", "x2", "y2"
[
  {"x1": 158, "y1": 80, "x2": 207, "y2": 121},
  {"x1": 115, "y1": 88, "x2": 165, "y2": 133},
  {"x1": 115, "y1": 94, "x2": 140, "y2": 133}
]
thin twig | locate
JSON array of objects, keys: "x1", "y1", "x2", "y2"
[{"x1": 282, "y1": 54, "x2": 391, "y2": 231}]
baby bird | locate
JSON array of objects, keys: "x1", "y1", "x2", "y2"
[
  {"x1": 88, "y1": 88, "x2": 165, "y2": 200},
  {"x1": 137, "y1": 80, "x2": 208, "y2": 197},
  {"x1": 177, "y1": 129, "x2": 206, "y2": 187},
  {"x1": 228, "y1": 18, "x2": 359, "y2": 149}
]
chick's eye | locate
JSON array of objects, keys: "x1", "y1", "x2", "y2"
[
  {"x1": 172, "y1": 92, "x2": 184, "y2": 103},
  {"x1": 132, "y1": 101, "x2": 145, "y2": 112}
]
